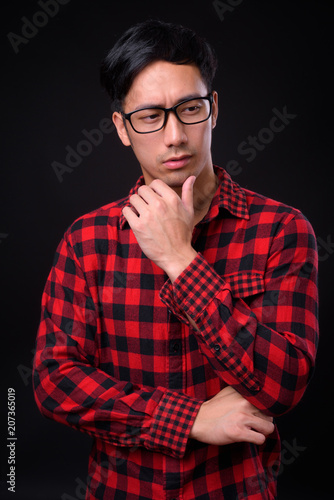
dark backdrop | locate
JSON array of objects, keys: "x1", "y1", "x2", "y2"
[{"x1": 1, "y1": 1, "x2": 333, "y2": 499}]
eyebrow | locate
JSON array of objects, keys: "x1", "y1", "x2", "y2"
[{"x1": 132, "y1": 93, "x2": 204, "y2": 112}]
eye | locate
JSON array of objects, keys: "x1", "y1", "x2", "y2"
[
  {"x1": 136, "y1": 109, "x2": 163, "y2": 123},
  {"x1": 179, "y1": 101, "x2": 202, "y2": 115},
  {"x1": 142, "y1": 113, "x2": 160, "y2": 121},
  {"x1": 184, "y1": 105, "x2": 200, "y2": 113}
]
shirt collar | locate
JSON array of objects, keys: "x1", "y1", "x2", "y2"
[
  {"x1": 205, "y1": 165, "x2": 250, "y2": 222},
  {"x1": 119, "y1": 165, "x2": 249, "y2": 229}
]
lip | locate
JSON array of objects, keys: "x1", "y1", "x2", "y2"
[{"x1": 163, "y1": 155, "x2": 192, "y2": 169}]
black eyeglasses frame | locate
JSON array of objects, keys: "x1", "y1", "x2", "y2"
[{"x1": 121, "y1": 93, "x2": 214, "y2": 134}]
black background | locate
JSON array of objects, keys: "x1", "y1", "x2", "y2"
[{"x1": 1, "y1": 1, "x2": 333, "y2": 499}]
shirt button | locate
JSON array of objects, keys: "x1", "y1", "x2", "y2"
[
  {"x1": 169, "y1": 340, "x2": 181, "y2": 354},
  {"x1": 214, "y1": 344, "x2": 221, "y2": 352},
  {"x1": 173, "y1": 342, "x2": 180, "y2": 352}
]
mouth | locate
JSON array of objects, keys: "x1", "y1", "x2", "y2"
[{"x1": 163, "y1": 155, "x2": 192, "y2": 169}]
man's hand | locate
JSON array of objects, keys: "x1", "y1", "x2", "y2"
[
  {"x1": 190, "y1": 386, "x2": 275, "y2": 446},
  {"x1": 122, "y1": 176, "x2": 198, "y2": 281}
]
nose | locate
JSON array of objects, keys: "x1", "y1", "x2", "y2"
[{"x1": 163, "y1": 111, "x2": 188, "y2": 147}]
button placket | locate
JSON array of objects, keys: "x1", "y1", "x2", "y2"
[
  {"x1": 165, "y1": 313, "x2": 184, "y2": 498},
  {"x1": 167, "y1": 312, "x2": 183, "y2": 391}
]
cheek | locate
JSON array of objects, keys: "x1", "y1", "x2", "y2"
[
  {"x1": 193, "y1": 124, "x2": 212, "y2": 154},
  {"x1": 130, "y1": 137, "x2": 159, "y2": 165}
]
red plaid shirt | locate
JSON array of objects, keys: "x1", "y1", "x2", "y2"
[{"x1": 33, "y1": 166, "x2": 318, "y2": 500}]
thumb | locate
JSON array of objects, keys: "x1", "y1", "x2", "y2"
[{"x1": 181, "y1": 175, "x2": 196, "y2": 212}]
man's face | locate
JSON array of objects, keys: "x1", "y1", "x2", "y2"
[{"x1": 113, "y1": 60, "x2": 218, "y2": 188}]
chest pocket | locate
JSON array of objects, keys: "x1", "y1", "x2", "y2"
[{"x1": 223, "y1": 272, "x2": 265, "y2": 299}]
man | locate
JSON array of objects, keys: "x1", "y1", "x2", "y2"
[{"x1": 33, "y1": 20, "x2": 318, "y2": 500}]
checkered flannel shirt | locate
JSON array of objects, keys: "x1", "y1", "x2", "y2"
[{"x1": 33, "y1": 166, "x2": 318, "y2": 499}]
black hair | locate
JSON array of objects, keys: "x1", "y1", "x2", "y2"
[{"x1": 100, "y1": 19, "x2": 218, "y2": 111}]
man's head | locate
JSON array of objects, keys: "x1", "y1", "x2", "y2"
[{"x1": 100, "y1": 20, "x2": 219, "y2": 190}]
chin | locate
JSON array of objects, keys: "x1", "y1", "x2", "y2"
[
  {"x1": 142, "y1": 162, "x2": 200, "y2": 188},
  {"x1": 161, "y1": 168, "x2": 197, "y2": 187}
]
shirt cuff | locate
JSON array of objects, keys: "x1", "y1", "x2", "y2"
[
  {"x1": 160, "y1": 253, "x2": 231, "y2": 322},
  {"x1": 144, "y1": 390, "x2": 202, "y2": 458}
]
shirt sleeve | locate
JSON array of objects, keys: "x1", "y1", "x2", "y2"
[
  {"x1": 160, "y1": 212, "x2": 319, "y2": 416},
  {"x1": 33, "y1": 233, "x2": 202, "y2": 459}
]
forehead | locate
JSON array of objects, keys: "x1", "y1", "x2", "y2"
[{"x1": 123, "y1": 60, "x2": 208, "y2": 110}]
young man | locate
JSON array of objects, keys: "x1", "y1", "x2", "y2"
[{"x1": 33, "y1": 20, "x2": 318, "y2": 500}]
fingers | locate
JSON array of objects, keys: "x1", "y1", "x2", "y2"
[
  {"x1": 241, "y1": 428, "x2": 267, "y2": 446},
  {"x1": 126, "y1": 177, "x2": 196, "y2": 223},
  {"x1": 137, "y1": 184, "x2": 161, "y2": 204},
  {"x1": 125, "y1": 187, "x2": 161, "y2": 220},
  {"x1": 181, "y1": 175, "x2": 196, "y2": 212},
  {"x1": 128, "y1": 193, "x2": 148, "y2": 214},
  {"x1": 243, "y1": 426, "x2": 275, "y2": 447},
  {"x1": 228, "y1": 413, "x2": 275, "y2": 446},
  {"x1": 243, "y1": 406, "x2": 275, "y2": 443},
  {"x1": 137, "y1": 176, "x2": 195, "y2": 209},
  {"x1": 122, "y1": 206, "x2": 139, "y2": 227},
  {"x1": 132, "y1": 183, "x2": 172, "y2": 212},
  {"x1": 248, "y1": 414, "x2": 275, "y2": 437},
  {"x1": 146, "y1": 179, "x2": 171, "y2": 198}
]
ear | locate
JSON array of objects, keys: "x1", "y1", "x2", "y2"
[
  {"x1": 112, "y1": 111, "x2": 132, "y2": 146},
  {"x1": 211, "y1": 91, "x2": 219, "y2": 129}
]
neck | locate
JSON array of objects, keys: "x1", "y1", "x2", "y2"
[
  {"x1": 194, "y1": 174, "x2": 218, "y2": 211},
  {"x1": 191, "y1": 166, "x2": 219, "y2": 224}
]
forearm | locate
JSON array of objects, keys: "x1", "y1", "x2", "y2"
[
  {"x1": 160, "y1": 229, "x2": 318, "y2": 416},
  {"x1": 33, "y1": 232, "x2": 202, "y2": 458},
  {"x1": 188, "y1": 289, "x2": 314, "y2": 414},
  {"x1": 33, "y1": 321, "x2": 202, "y2": 457}
]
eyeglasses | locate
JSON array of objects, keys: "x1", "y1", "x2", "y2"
[{"x1": 122, "y1": 93, "x2": 213, "y2": 134}]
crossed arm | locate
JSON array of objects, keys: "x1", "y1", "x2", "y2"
[
  {"x1": 123, "y1": 176, "x2": 274, "y2": 446},
  {"x1": 122, "y1": 176, "x2": 316, "y2": 446}
]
